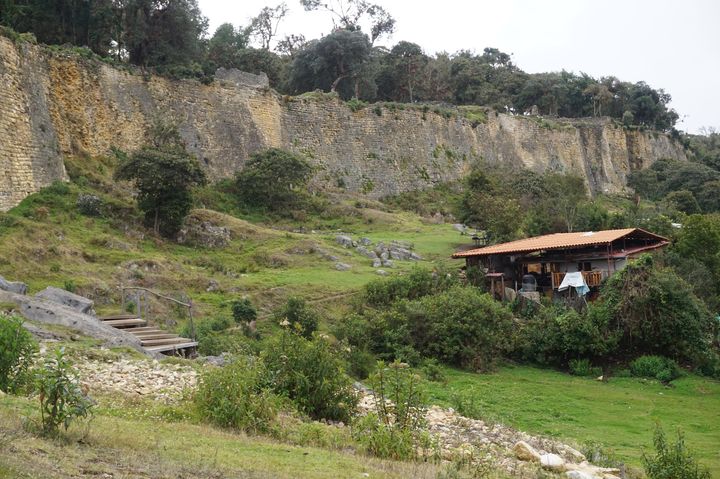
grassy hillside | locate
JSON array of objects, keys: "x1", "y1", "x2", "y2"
[{"x1": 0, "y1": 155, "x2": 464, "y2": 325}]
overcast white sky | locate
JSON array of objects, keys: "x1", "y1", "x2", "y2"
[{"x1": 199, "y1": 0, "x2": 719, "y2": 133}]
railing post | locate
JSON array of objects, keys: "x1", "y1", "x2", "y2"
[{"x1": 188, "y1": 300, "x2": 196, "y2": 341}]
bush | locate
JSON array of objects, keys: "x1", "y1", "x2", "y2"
[
  {"x1": 421, "y1": 358, "x2": 447, "y2": 383},
  {"x1": 0, "y1": 315, "x2": 37, "y2": 394},
  {"x1": 630, "y1": 356, "x2": 682, "y2": 383},
  {"x1": 273, "y1": 297, "x2": 318, "y2": 339},
  {"x1": 643, "y1": 426, "x2": 710, "y2": 479},
  {"x1": 362, "y1": 267, "x2": 458, "y2": 309},
  {"x1": 76, "y1": 194, "x2": 103, "y2": 216},
  {"x1": 401, "y1": 286, "x2": 514, "y2": 370},
  {"x1": 569, "y1": 358, "x2": 602, "y2": 377},
  {"x1": 194, "y1": 356, "x2": 278, "y2": 433},
  {"x1": 353, "y1": 361, "x2": 430, "y2": 460},
  {"x1": 231, "y1": 298, "x2": 257, "y2": 324},
  {"x1": 262, "y1": 333, "x2": 358, "y2": 422},
  {"x1": 35, "y1": 348, "x2": 94, "y2": 435},
  {"x1": 235, "y1": 148, "x2": 313, "y2": 211}
]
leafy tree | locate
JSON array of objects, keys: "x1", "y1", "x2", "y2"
[
  {"x1": 115, "y1": 120, "x2": 206, "y2": 237},
  {"x1": 0, "y1": 314, "x2": 37, "y2": 394},
  {"x1": 206, "y1": 23, "x2": 248, "y2": 69},
  {"x1": 246, "y1": 2, "x2": 288, "y2": 50},
  {"x1": 287, "y1": 29, "x2": 372, "y2": 98},
  {"x1": 231, "y1": 298, "x2": 257, "y2": 324},
  {"x1": 234, "y1": 48, "x2": 285, "y2": 87},
  {"x1": 664, "y1": 190, "x2": 701, "y2": 215},
  {"x1": 122, "y1": 0, "x2": 207, "y2": 67},
  {"x1": 300, "y1": 0, "x2": 395, "y2": 44},
  {"x1": 235, "y1": 148, "x2": 312, "y2": 211},
  {"x1": 376, "y1": 41, "x2": 427, "y2": 102}
]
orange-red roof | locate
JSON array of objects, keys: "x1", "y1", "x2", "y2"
[{"x1": 452, "y1": 228, "x2": 668, "y2": 258}]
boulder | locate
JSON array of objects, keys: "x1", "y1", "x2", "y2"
[
  {"x1": 0, "y1": 275, "x2": 27, "y2": 295},
  {"x1": 382, "y1": 259, "x2": 394, "y2": 268},
  {"x1": 390, "y1": 240, "x2": 413, "y2": 249},
  {"x1": 35, "y1": 287, "x2": 94, "y2": 314},
  {"x1": 356, "y1": 246, "x2": 378, "y2": 259},
  {"x1": 372, "y1": 258, "x2": 382, "y2": 268},
  {"x1": 335, "y1": 263, "x2": 352, "y2": 271},
  {"x1": 336, "y1": 235, "x2": 353, "y2": 248},
  {"x1": 566, "y1": 472, "x2": 596, "y2": 479},
  {"x1": 540, "y1": 453, "x2": 566, "y2": 471},
  {"x1": 376, "y1": 269, "x2": 389, "y2": 276},
  {"x1": 359, "y1": 237, "x2": 372, "y2": 246},
  {"x1": 379, "y1": 251, "x2": 389, "y2": 261},
  {"x1": 557, "y1": 444, "x2": 586, "y2": 463},
  {"x1": 176, "y1": 219, "x2": 231, "y2": 248},
  {"x1": 513, "y1": 441, "x2": 541, "y2": 462}
]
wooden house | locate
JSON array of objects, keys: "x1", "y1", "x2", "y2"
[{"x1": 452, "y1": 228, "x2": 669, "y2": 299}]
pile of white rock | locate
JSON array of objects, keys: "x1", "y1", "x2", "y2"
[{"x1": 73, "y1": 357, "x2": 197, "y2": 403}]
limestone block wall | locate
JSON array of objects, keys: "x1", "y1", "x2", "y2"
[{"x1": 0, "y1": 36, "x2": 688, "y2": 211}]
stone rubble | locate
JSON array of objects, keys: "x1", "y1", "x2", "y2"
[{"x1": 72, "y1": 357, "x2": 197, "y2": 404}]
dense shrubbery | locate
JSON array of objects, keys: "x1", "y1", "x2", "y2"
[
  {"x1": 272, "y1": 297, "x2": 318, "y2": 339},
  {"x1": 262, "y1": 333, "x2": 358, "y2": 423},
  {"x1": 362, "y1": 267, "x2": 458, "y2": 309},
  {"x1": 630, "y1": 356, "x2": 682, "y2": 383},
  {"x1": 0, "y1": 314, "x2": 37, "y2": 394},
  {"x1": 194, "y1": 356, "x2": 278, "y2": 433}
]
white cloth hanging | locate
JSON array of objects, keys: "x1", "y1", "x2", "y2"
[{"x1": 557, "y1": 271, "x2": 590, "y2": 295}]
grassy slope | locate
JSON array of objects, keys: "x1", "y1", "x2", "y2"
[
  {"x1": 0, "y1": 155, "x2": 464, "y2": 323},
  {"x1": 0, "y1": 395, "x2": 445, "y2": 479},
  {"x1": 424, "y1": 365, "x2": 720, "y2": 475}
]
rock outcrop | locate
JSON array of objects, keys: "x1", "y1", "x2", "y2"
[{"x1": 0, "y1": 36, "x2": 687, "y2": 211}]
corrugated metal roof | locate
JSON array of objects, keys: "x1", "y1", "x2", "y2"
[{"x1": 452, "y1": 228, "x2": 667, "y2": 258}]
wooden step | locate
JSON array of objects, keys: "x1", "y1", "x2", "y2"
[
  {"x1": 131, "y1": 333, "x2": 180, "y2": 340},
  {"x1": 99, "y1": 314, "x2": 140, "y2": 321},
  {"x1": 103, "y1": 318, "x2": 147, "y2": 328},
  {"x1": 144, "y1": 342, "x2": 198, "y2": 353},
  {"x1": 124, "y1": 327, "x2": 164, "y2": 333},
  {"x1": 140, "y1": 337, "x2": 193, "y2": 347}
]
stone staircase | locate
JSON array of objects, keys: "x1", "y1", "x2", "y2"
[{"x1": 99, "y1": 314, "x2": 198, "y2": 355}]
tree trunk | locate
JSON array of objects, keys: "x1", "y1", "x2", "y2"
[
  {"x1": 330, "y1": 74, "x2": 348, "y2": 92},
  {"x1": 154, "y1": 208, "x2": 159, "y2": 235}
]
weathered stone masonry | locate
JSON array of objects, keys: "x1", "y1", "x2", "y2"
[{"x1": 0, "y1": 36, "x2": 687, "y2": 211}]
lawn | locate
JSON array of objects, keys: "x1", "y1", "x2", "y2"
[{"x1": 424, "y1": 365, "x2": 720, "y2": 475}]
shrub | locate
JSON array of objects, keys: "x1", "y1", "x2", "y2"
[
  {"x1": 231, "y1": 298, "x2": 257, "y2": 324},
  {"x1": 362, "y1": 267, "x2": 458, "y2": 309},
  {"x1": 76, "y1": 194, "x2": 103, "y2": 216},
  {"x1": 234, "y1": 148, "x2": 312, "y2": 211},
  {"x1": 643, "y1": 426, "x2": 710, "y2": 479},
  {"x1": 194, "y1": 356, "x2": 277, "y2": 433},
  {"x1": 568, "y1": 358, "x2": 603, "y2": 377},
  {"x1": 630, "y1": 356, "x2": 682, "y2": 383},
  {"x1": 600, "y1": 255, "x2": 714, "y2": 364},
  {"x1": 353, "y1": 361, "x2": 430, "y2": 460},
  {"x1": 0, "y1": 315, "x2": 37, "y2": 394},
  {"x1": 401, "y1": 286, "x2": 514, "y2": 370},
  {"x1": 262, "y1": 333, "x2": 358, "y2": 422},
  {"x1": 35, "y1": 348, "x2": 94, "y2": 435},
  {"x1": 273, "y1": 297, "x2": 318, "y2": 339},
  {"x1": 421, "y1": 358, "x2": 447, "y2": 383}
]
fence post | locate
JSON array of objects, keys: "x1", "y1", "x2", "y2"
[{"x1": 188, "y1": 300, "x2": 196, "y2": 341}]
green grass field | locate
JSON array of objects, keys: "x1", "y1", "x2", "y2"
[{"x1": 424, "y1": 365, "x2": 720, "y2": 475}]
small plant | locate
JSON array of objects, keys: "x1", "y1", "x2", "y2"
[
  {"x1": 76, "y1": 194, "x2": 103, "y2": 216},
  {"x1": 346, "y1": 98, "x2": 367, "y2": 112},
  {"x1": 35, "y1": 348, "x2": 94, "y2": 435},
  {"x1": 630, "y1": 356, "x2": 682, "y2": 383},
  {"x1": 63, "y1": 280, "x2": 77, "y2": 294},
  {"x1": 353, "y1": 361, "x2": 428, "y2": 460},
  {"x1": 194, "y1": 356, "x2": 278, "y2": 433},
  {"x1": 0, "y1": 314, "x2": 38, "y2": 394},
  {"x1": 421, "y1": 358, "x2": 447, "y2": 383},
  {"x1": 569, "y1": 358, "x2": 603, "y2": 377},
  {"x1": 642, "y1": 426, "x2": 710, "y2": 479}
]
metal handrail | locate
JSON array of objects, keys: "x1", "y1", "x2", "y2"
[{"x1": 120, "y1": 285, "x2": 195, "y2": 340}]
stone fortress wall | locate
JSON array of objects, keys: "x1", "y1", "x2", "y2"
[{"x1": 0, "y1": 36, "x2": 687, "y2": 211}]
